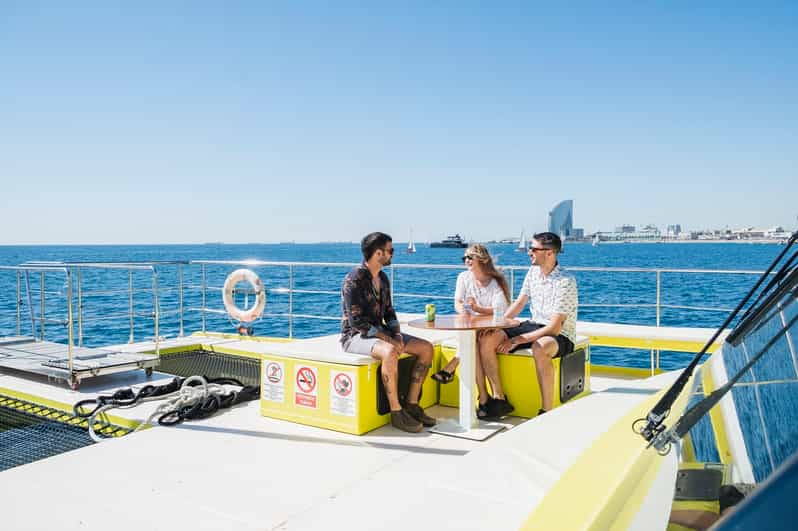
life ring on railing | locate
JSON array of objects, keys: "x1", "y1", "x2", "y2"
[{"x1": 222, "y1": 269, "x2": 266, "y2": 323}]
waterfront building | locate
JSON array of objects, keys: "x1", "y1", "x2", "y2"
[
  {"x1": 548, "y1": 200, "x2": 574, "y2": 238},
  {"x1": 615, "y1": 225, "x2": 636, "y2": 233},
  {"x1": 666, "y1": 224, "x2": 682, "y2": 238}
]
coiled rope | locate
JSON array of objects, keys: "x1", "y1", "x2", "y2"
[{"x1": 73, "y1": 376, "x2": 259, "y2": 442}]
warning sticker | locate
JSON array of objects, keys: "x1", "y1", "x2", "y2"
[
  {"x1": 294, "y1": 365, "x2": 318, "y2": 408},
  {"x1": 330, "y1": 371, "x2": 356, "y2": 417},
  {"x1": 262, "y1": 360, "x2": 285, "y2": 403}
]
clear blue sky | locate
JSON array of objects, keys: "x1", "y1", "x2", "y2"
[{"x1": 1, "y1": 1, "x2": 795, "y2": 244}]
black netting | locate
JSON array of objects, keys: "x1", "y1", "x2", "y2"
[
  {"x1": 0, "y1": 406, "x2": 94, "y2": 472},
  {"x1": 156, "y1": 350, "x2": 260, "y2": 388}
]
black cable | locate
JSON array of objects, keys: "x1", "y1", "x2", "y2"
[
  {"x1": 734, "y1": 248, "x2": 798, "y2": 331},
  {"x1": 635, "y1": 230, "x2": 798, "y2": 443},
  {"x1": 665, "y1": 309, "x2": 798, "y2": 447},
  {"x1": 73, "y1": 378, "x2": 182, "y2": 418}
]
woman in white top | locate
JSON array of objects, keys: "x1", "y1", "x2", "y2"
[{"x1": 432, "y1": 244, "x2": 511, "y2": 410}]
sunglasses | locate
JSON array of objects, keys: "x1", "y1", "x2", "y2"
[
  {"x1": 461, "y1": 254, "x2": 475, "y2": 262},
  {"x1": 382, "y1": 247, "x2": 395, "y2": 255},
  {"x1": 528, "y1": 246, "x2": 550, "y2": 253}
]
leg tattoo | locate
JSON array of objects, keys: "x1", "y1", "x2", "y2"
[{"x1": 411, "y1": 362, "x2": 431, "y2": 383}]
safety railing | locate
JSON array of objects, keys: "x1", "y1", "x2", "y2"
[
  {"x1": 187, "y1": 260, "x2": 765, "y2": 331},
  {"x1": 18, "y1": 261, "x2": 166, "y2": 353},
  {"x1": 1, "y1": 259, "x2": 769, "y2": 372},
  {"x1": 0, "y1": 265, "x2": 75, "y2": 371}
]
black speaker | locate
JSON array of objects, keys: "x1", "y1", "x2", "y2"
[{"x1": 559, "y1": 347, "x2": 586, "y2": 403}]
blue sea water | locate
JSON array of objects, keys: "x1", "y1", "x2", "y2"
[{"x1": 0, "y1": 242, "x2": 784, "y2": 370}]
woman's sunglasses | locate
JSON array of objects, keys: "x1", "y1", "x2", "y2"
[{"x1": 461, "y1": 255, "x2": 475, "y2": 263}]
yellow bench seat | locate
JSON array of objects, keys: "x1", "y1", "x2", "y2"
[
  {"x1": 438, "y1": 335, "x2": 591, "y2": 418},
  {"x1": 254, "y1": 335, "x2": 438, "y2": 435}
]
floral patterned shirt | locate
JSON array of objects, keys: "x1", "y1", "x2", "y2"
[
  {"x1": 340, "y1": 263, "x2": 400, "y2": 345},
  {"x1": 519, "y1": 263, "x2": 578, "y2": 342}
]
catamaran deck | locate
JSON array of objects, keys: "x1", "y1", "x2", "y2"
[{"x1": 0, "y1": 362, "x2": 678, "y2": 531}]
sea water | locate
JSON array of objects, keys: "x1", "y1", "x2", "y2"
[{"x1": 0, "y1": 242, "x2": 784, "y2": 369}]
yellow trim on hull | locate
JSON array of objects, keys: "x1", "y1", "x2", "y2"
[
  {"x1": 591, "y1": 364, "x2": 664, "y2": 378},
  {"x1": 522, "y1": 378, "x2": 694, "y2": 530},
  {"x1": 0, "y1": 387, "x2": 142, "y2": 431},
  {"x1": 191, "y1": 331, "x2": 294, "y2": 343},
  {"x1": 701, "y1": 364, "x2": 734, "y2": 464},
  {"x1": 587, "y1": 335, "x2": 720, "y2": 354}
]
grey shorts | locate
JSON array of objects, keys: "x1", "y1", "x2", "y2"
[{"x1": 343, "y1": 332, "x2": 421, "y2": 357}]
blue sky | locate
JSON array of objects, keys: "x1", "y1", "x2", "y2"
[{"x1": 1, "y1": 1, "x2": 795, "y2": 244}]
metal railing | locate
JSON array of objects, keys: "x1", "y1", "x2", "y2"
[
  {"x1": 0, "y1": 265, "x2": 75, "y2": 371},
  {"x1": 0, "y1": 259, "x2": 769, "y2": 372},
  {"x1": 14, "y1": 261, "x2": 164, "y2": 353},
  {"x1": 187, "y1": 260, "x2": 764, "y2": 333}
]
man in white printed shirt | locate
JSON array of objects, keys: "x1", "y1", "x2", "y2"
[{"x1": 478, "y1": 232, "x2": 578, "y2": 419}]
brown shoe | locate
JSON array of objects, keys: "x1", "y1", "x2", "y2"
[
  {"x1": 404, "y1": 403, "x2": 437, "y2": 427},
  {"x1": 391, "y1": 409, "x2": 423, "y2": 433}
]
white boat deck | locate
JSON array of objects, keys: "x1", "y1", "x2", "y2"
[{"x1": 0, "y1": 364, "x2": 678, "y2": 531}]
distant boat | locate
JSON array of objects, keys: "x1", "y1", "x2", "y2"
[
  {"x1": 592, "y1": 234, "x2": 600, "y2": 247},
  {"x1": 516, "y1": 230, "x2": 526, "y2": 252},
  {"x1": 430, "y1": 234, "x2": 467, "y2": 248},
  {"x1": 406, "y1": 229, "x2": 416, "y2": 254}
]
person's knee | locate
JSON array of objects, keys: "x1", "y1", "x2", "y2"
[
  {"x1": 532, "y1": 341, "x2": 555, "y2": 363},
  {"x1": 377, "y1": 344, "x2": 400, "y2": 365},
  {"x1": 480, "y1": 329, "x2": 504, "y2": 349},
  {"x1": 407, "y1": 339, "x2": 433, "y2": 362},
  {"x1": 419, "y1": 341, "x2": 434, "y2": 362}
]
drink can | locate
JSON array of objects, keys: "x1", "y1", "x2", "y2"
[{"x1": 425, "y1": 303, "x2": 436, "y2": 322}]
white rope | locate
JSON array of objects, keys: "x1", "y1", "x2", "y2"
[{"x1": 86, "y1": 376, "x2": 234, "y2": 443}]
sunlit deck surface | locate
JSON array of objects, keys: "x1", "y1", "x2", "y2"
[{"x1": 0, "y1": 361, "x2": 677, "y2": 531}]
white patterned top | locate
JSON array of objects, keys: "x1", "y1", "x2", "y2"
[
  {"x1": 454, "y1": 271, "x2": 508, "y2": 312},
  {"x1": 519, "y1": 264, "x2": 578, "y2": 342}
]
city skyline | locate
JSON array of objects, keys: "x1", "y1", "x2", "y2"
[{"x1": 0, "y1": 3, "x2": 795, "y2": 245}]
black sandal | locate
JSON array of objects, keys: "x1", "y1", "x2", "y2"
[{"x1": 431, "y1": 369, "x2": 455, "y2": 384}]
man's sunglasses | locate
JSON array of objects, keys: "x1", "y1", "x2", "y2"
[
  {"x1": 528, "y1": 246, "x2": 550, "y2": 253},
  {"x1": 382, "y1": 247, "x2": 394, "y2": 255}
]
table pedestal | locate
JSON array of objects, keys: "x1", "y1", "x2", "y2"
[{"x1": 428, "y1": 330, "x2": 506, "y2": 441}]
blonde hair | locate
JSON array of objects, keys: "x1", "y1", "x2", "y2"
[{"x1": 464, "y1": 244, "x2": 511, "y2": 303}]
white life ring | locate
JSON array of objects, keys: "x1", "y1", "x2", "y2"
[{"x1": 222, "y1": 269, "x2": 266, "y2": 323}]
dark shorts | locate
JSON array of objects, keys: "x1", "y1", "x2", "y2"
[{"x1": 504, "y1": 321, "x2": 574, "y2": 358}]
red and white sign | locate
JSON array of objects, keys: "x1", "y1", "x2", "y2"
[
  {"x1": 266, "y1": 362, "x2": 283, "y2": 384},
  {"x1": 330, "y1": 371, "x2": 356, "y2": 417},
  {"x1": 262, "y1": 359, "x2": 285, "y2": 403},
  {"x1": 294, "y1": 365, "x2": 318, "y2": 408},
  {"x1": 333, "y1": 373, "x2": 353, "y2": 396}
]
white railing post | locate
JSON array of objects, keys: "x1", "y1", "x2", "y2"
[
  {"x1": 15, "y1": 271, "x2": 21, "y2": 336},
  {"x1": 178, "y1": 264, "x2": 184, "y2": 337},
  {"x1": 128, "y1": 270, "x2": 134, "y2": 343},
  {"x1": 289, "y1": 265, "x2": 294, "y2": 339},
  {"x1": 77, "y1": 268, "x2": 83, "y2": 347}
]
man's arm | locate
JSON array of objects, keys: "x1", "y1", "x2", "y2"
[
  {"x1": 498, "y1": 313, "x2": 566, "y2": 353},
  {"x1": 504, "y1": 293, "x2": 528, "y2": 318},
  {"x1": 342, "y1": 274, "x2": 380, "y2": 337},
  {"x1": 382, "y1": 274, "x2": 404, "y2": 350}
]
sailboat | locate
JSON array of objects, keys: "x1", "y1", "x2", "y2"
[
  {"x1": 592, "y1": 234, "x2": 600, "y2": 246},
  {"x1": 406, "y1": 229, "x2": 416, "y2": 254},
  {"x1": 516, "y1": 229, "x2": 526, "y2": 252}
]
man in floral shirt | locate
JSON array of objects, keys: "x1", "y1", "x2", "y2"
[
  {"x1": 341, "y1": 232, "x2": 436, "y2": 432},
  {"x1": 479, "y1": 232, "x2": 578, "y2": 419}
]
